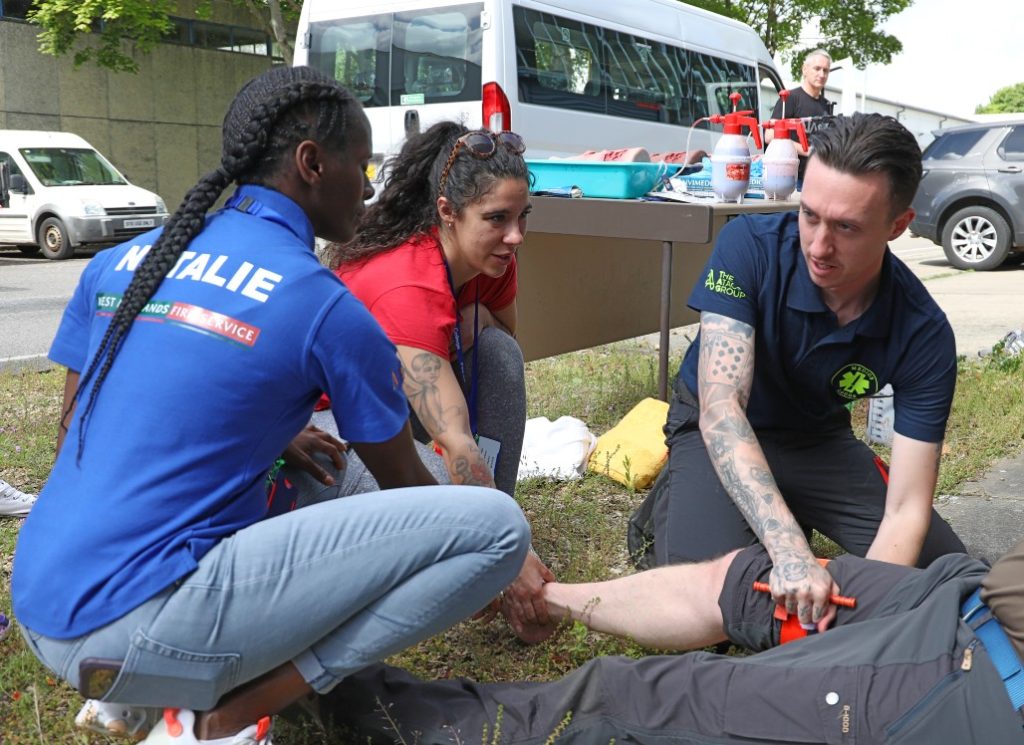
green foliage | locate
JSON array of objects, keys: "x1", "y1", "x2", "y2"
[
  {"x1": 976, "y1": 82, "x2": 1024, "y2": 114},
  {"x1": 681, "y1": 0, "x2": 912, "y2": 77},
  {"x1": 30, "y1": 0, "x2": 177, "y2": 73},
  {"x1": 28, "y1": 0, "x2": 300, "y2": 73}
]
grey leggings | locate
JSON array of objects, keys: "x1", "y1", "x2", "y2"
[{"x1": 290, "y1": 326, "x2": 527, "y2": 499}]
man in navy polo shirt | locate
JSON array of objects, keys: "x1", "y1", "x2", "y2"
[{"x1": 651, "y1": 112, "x2": 966, "y2": 626}]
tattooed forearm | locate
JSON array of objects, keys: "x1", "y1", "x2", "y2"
[
  {"x1": 750, "y1": 465, "x2": 774, "y2": 487},
  {"x1": 697, "y1": 313, "x2": 811, "y2": 561},
  {"x1": 451, "y1": 452, "x2": 495, "y2": 488},
  {"x1": 400, "y1": 352, "x2": 459, "y2": 436},
  {"x1": 698, "y1": 315, "x2": 755, "y2": 411}
]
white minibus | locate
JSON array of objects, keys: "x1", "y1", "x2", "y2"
[{"x1": 293, "y1": 0, "x2": 784, "y2": 172}]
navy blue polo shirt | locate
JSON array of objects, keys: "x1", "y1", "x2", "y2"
[{"x1": 677, "y1": 212, "x2": 956, "y2": 442}]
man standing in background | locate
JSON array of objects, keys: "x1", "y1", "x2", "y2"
[{"x1": 767, "y1": 49, "x2": 835, "y2": 182}]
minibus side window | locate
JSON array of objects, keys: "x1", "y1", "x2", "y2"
[
  {"x1": 691, "y1": 51, "x2": 757, "y2": 121},
  {"x1": 604, "y1": 32, "x2": 688, "y2": 125},
  {"x1": 308, "y1": 15, "x2": 390, "y2": 108},
  {"x1": 514, "y1": 5, "x2": 760, "y2": 130},
  {"x1": 393, "y1": 5, "x2": 482, "y2": 105},
  {"x1": 515, "y1": 8, "x2": 604, "y2": 115}
]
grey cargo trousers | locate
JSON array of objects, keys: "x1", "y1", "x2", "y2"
[{"x1": 319, "y1": 547, "x2": 1024, "y2": 744}]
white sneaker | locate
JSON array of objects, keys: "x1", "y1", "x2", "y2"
[
  {"x1": 0, "y1": 479, "x2": 36, "y2": 517},
  {"x1": 142, "y1": 708, "x2": 273, "y2": 744},
  {"x1": 75, "y1": 699, "x2": 157, "y2": 738}
]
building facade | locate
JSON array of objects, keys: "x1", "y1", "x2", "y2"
[{"x1": 0, "y1": 0, "x2": 285, "y2": 207}]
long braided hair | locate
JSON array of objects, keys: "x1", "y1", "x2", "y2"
[
  {"x1": 329, "y1": 121, "x2": 529, "y2": 267},
  {"x1": 71, "y1": 66, "x2": 360, "y2": 459}
]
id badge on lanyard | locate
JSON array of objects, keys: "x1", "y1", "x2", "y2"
[{"x1": 445, "y1": 259, "x2": 501, "y2": 470}]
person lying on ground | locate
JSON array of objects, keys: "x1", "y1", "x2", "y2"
[{"x1": 324, "y1": 538, "x2": 1024, "y2": 744}]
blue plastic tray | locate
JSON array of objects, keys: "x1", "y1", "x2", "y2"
[{"x1": 527, "y1": 160, "x2": 678, "y2": 199}]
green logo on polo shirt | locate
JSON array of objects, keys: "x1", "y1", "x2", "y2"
[
  {"x1": 832, "y1": 363, "x2": 879, "y2": 400},
  {"x1": 704, "y1": 269, "x2": 746, "y2": 298}
]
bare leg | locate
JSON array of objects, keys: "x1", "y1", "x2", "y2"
[
  {"x1": 194, "y1": 663, "x2": 310, "y2": 740},
  {"x1": 541, "y1": 549, "x2": 740, "y2": 650}
]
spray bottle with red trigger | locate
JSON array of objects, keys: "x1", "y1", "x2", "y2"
[
  {"x1": 708, "y1": 92, "x2": 763, "y2": 203},
  {"x1": 760, "y1": 90, "x2": 809, "y2": 200}
]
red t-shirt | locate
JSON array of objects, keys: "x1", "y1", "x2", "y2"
[
  {"x1": 337, "y1": 231, "x2": 517, "y2": 358},
  {"x1": 315, "y1": 231, "x2": 517, "y2": 411}
]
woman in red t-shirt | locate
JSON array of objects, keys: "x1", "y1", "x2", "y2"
[{"x1": 327, "y1": 121, "x2": 555, "y2": 640}]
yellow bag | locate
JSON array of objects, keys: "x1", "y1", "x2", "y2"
[{"x1": 588, "y1": 397, "x2": 670, "y2": 489}]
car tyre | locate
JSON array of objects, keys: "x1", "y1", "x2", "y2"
[
  {"x1": 16, "y1": 244, "x2": 40, "y2": 257},
  {"x1": 941, "y1": 206, "x2": 1011, "y2": 271},
  {"x1": 38, "y1": 216, "x2": 74, "y2": 260}
]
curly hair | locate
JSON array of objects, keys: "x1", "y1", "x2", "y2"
[
  {"x1": 330, "y1": 121, "x2": 529, "y2": 267},
  {"x1": 72, "y1": 66, "x2": 361, "y2": 459}
]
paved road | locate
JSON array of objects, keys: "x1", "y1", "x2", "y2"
[
  {"x1": 895, "y1": 235, "x2": 1024, "y2": 357},
  {"x1": 0, "y1": 245, "x2": 99, "y2": 371},
  {"x1": 1, "y1": 232, "x2": 1022, "y2": 372}
]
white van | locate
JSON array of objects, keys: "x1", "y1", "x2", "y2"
[
  {"x1": 293, "y1": 0, "x2": 784, "y2": 172},
  {"x1": 0, "y1": 130, "x2": 169, "y2": 260}
]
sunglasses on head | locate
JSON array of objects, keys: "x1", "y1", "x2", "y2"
[{"x1": 439, "y1": 130, "x2": 526, "y2": 195}]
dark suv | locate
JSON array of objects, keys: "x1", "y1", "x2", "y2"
[{"x1": 910, "y1": 119, "x2": 1024, "y2": 270}]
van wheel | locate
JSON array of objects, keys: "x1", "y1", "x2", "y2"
[
  {"x1": 17, "y1": 245, "x2": 40, "y2": 257},
  {"x1": 941, "y1": 206, "x2": 1011, "y2": 271},
  {"x1": 38, "y1": 217, "x2": 74, "y2": 260}
]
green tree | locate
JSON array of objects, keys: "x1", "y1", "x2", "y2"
[
  {"x1": 29, "y1": 0, "x2": 298, "y2": 73},
  {"x1": 682, "y1": 0, "x2": 912, "y2": 77},
  {"x1": 976, "y1": 83, "x2": 1024, "y2": 114}
]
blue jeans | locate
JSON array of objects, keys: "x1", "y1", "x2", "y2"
[{"x1": 21, "y1": 485, "x2": 529, "y2": 711}]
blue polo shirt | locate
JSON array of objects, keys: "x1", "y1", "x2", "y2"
[
  {"x1": 677, "y1": 212, "x2": 956, "y2": 442},
  {"x1": 13, "y1": 184, "x2": 408, "y2": 638}
]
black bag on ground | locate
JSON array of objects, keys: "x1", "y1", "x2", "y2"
[{"x1": 626, "y1": 466, "x2": 669, "y2": 570}]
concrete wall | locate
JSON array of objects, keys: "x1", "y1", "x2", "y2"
[{"x1": 0, "y1": 1, "x2": 281, "y2": 207}]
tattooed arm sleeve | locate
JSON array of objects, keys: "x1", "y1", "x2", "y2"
[
  {"x1": 395, "y1": 344, "x2": 495, "y2": 488},
  {"x1": 696, "y1": 312, "x2": 815, "y2": 567}
]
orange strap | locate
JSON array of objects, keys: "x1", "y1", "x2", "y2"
[
  {"x1": 778, "y1": 610, "x2": 810, "y2": 644},
  {"x1": 756, "y1": 558, "x2": 846, "y2": 645}
]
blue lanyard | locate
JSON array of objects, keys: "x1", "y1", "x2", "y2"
[{"x1": 444, "y1": 259, "x2": 480, "y2": 437}]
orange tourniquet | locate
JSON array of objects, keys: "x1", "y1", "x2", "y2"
[{"x1": 753, "y1": 558, "x2": 857, "y2": 644}]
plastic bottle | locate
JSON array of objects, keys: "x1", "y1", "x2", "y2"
[
  {"x1": 761, "y1": 117, "x2": 808, "y2": 199},
  {"x1": 708, "y1": 93, "x2": 763, "y2": 203}
]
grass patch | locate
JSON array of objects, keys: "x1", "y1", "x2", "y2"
[{"x1": 1, "y1": 344, "x2": 1022, "y2": 743}]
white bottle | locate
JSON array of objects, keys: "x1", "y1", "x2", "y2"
[
  {"x1": 761, "y1": 117, "x2": 808, "y2": 200},
  {"x1": 709, "y1": 102, "x2": 762, "y2": 203}
]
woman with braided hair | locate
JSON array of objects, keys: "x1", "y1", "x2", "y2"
[
  {"x1": 312, "y1": 121, "x2": 555, "y2": 642},
  {"x1": 11, "y1": 67, "x2": 530, "y2": 745}
]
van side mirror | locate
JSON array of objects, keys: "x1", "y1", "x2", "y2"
[
  {"x1": 0, "y1": 162, "x2": 9, "y2": 208},
  {"x1": 9, "y1": 173, "x2": 28, "y2": 194}
]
